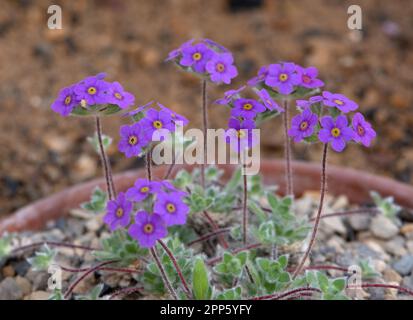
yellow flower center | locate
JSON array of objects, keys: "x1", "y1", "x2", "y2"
[
  {"x1": 153, "y1": 120, "x2": 163, "y2": 129},
  {"x1": 116, "y1": 208, "x2": 123, "y2": 218},
  {"x1": 192, "y1": 52, "x2": 202, "y2": 61},
  {"x1": 331, "y1": 128, "x2": 341, "y2": 137},
  {"x1": 236, "y1": 130, "x2": 246, "y2": 139},
  {"x1": 64, "y1": 96, "x2": 71, "y2": 105},
  {"x1": 128, "y1": 135, "x2": 138, "y2": 145},
  {"x1": 216, "y1": 63, "x2": 225, "y2": 73},
  {"x1": 279, "y1": 73, "x2": 288, "y2": 82},
  {"x1": 243, "y1": 103, "x2": 253, "y2": 110},
  {"x1": 114, "y1": 92, "x2": 123, "y2": 100},
  {"x1": 140, "y1": 186, "x2": 149, "y2": 193},
  {"x1": 300, "y1": 121, "x2": 309, "y2": 131},
  {"x1": 87, "y1": 86, "x2": 97, "y2": 95},
  {"x1": 166, "y1": 203, "x2": 176, "y2": 213},
  {"x1": 334, "y1": 99, "x2": 344, "y2": 106},
  {"x1": 143, "y1": 223, "x2": 154, "y2": 234},
  {"x1": 357, "y1": 125, "x2": 365, "y2": 136}
]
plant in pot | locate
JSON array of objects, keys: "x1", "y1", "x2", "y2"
[{"x1": 1, "y1": 39, "x2": 412, "y2": 301}]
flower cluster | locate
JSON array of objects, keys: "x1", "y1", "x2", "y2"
[
  {"x1": 103, "y1": 178, "x2": 189, "y2": 248},
  {"x1": 288, "y1": 90, "x2": 376, "y2": 152},
  {"x1": 247, "y1": 62, "x2": 324, "y2": 95},
  {"x1": 51, "y1": 73, "x2": 135, "y2": 117},
  {"x1": 166, "y1": 39, "x2": 238, "y2": 84},
  {"x1": 119, "y1": 101, "x2": 188, "y2": 158}
]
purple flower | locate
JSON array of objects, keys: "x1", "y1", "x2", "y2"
[
  {"x1": 103, "y1": 192, "x2": 132, "y2": 231},
  {"x1": 265, "y1": 62, "x2": 300, "y2": 95},
  {"x1": 202, "y1": 38, "x2": 229, "y2": 52},
  {"x1": 296, "y1": 66, "x2": 324, "y2": 89},
  {"x1": 74, "y1": 75, "x2": 111, "y2": 106},
  {"x1": 231, "y1": 98, "x2": 266, "y2": 119},
  {"x1": 247, "y1": 65, "x2": 269, "y2": 87},
  {"x1": 206, "y1": 52, "x2": 238, "y2": 84},
  {"x1": 154, "y1": 192, "x2": 189, "y2": 226},
  {"x1": 215, "y1": 86, "x2": 246, "y2": 105},
  {"x1": 165, "y1": 39, "x2": 194, "y2": 62},
  {"x1": 226, "y1": 118, "x2": 257, "y2": 152},
  {"x1": 123, "y1": 101, "x2": 154, "y2": 117},
  {"x1": 296, "y1": 95, "x2": 323, "y2": 111},
  {"x1": 322, "y1": 91, "x2": 358, "y2": 113},
  {"x1": 161, "y1": 180, "x2": 187, "y2": 196},
  {"x1": 118, "y1": 122, "x2": 149, "y2": 158},
  {"x1": 318, "y1": 115, "x2": 354, "y2": 152},
  {"x1": 126, "y1": 179, "x2": 161, "y2": 202},
  {"x1": 254, "y1": 88, "x2": 284, "y2": 112},
  {"x1": 51, "y1": 85, "x2": 78, "y2": 116},
  {"x1": 140, "y1": 108, "x2": 175, "y2": 140},
  {"x1": 180, "y1": 43, "x2": 214, "y2": 73},
  {"x1": 128, "y1": 212, "x2": 167, "y2": 248},
  {"x1": 157, "y1": 103, "x2": 189, "y2": 126},
  {"x1": 107, "y1": 81, "x2": 135, "y2": 109},
  {"x1": 288, "y1": 108, "x2": 318, "y2": 142},
  {"x1": 352, "y1": 112, "x2": 376, "y2": 147}
]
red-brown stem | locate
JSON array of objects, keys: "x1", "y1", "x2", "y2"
[
  {"x1": 352, "y1": 283, "x2": 413, "y2": 296},
  {"x1": 207, "y1": 242, "x2": 262, "y2": 266},
  {"x1": 163, "y1": 162, "x2": 175, "y2": 180},
  {"x1": 60, "y1": 265, "x2": 140, "y2": 274},
  {"x1": 200, "y1": 79, "x2": 208, "y2": 189},
  {"x1": 64, "y1": 260, "x2": 117, "y2": 299},
  {"x1": 109, "y1": 286, "x2": 144, "y2": 300},
  {"x1": 285, "y1": 292, "x2": 314, "y2": 300},
  {"x1": 242, "y1": 165, "x2": 248, "y2": 245},
  {"x1": 146, "y1": 146, "x2": 152, "y2": 182},
  {"x1": 282, "y1": 100, "x2": 293, "y2": 196},
  {"x1": 310, "y1": 208, "x2": 380, "y2": 222},
  {"x1": 250, "y1": 287, "x2": 321, "y2": 300},
  {"x1": 187, "y1": 228, "x2": 231, "y2": 246},
  {"x1": 150, "y1": 247, "x2": 178, "y2": 300},
  {"x1": 288, "y1": 264, "x2": 348, "y2": 273},
  {"x1": 11, "y1": 241, "x2": 98, "y2": 254},
  {"x1": 95, "y1": 116, "x2": 116, "y2": 200},
  {"x1": 157, "y1": 240, "x2": 192, "y2": 299},
  {"x1": 202, "y1": 211, "x2": 229, "y2": 249},
  {"x1": 292, "y1": 143, "x2": 328, "y2": 280}
]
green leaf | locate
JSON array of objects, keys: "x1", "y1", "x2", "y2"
[
  {"x1": 0, "y1": 235, "x2": 12, "y2": 260},
  {"x1": 81, "y1": 187, "x2": 107, "y2": 214},
  {"x1": 192, "y1": 258, "x2": 211, "y2": 300},
  {"x1": 87, "y1": 133, "x2": 112, "y2": 154},
  {"x1": 317, "y1": 272, "x2": 329, "y2": 292},
  {"x1": 224, "y1": 168, "x2": 242, "y2": 193},
  {"x1": 278, "y1": 271, "x2": 291, "y2": 283},
  {"x1": 216, "y1": 287, "x2": 242, "y2": 300},
  {"x1": 332, "y1": 278, "x2": 346, "y2": 292},
  {"x1": 27, "y1": 245, "x2": 56, "y2": 271},
  {"x1": 277, "y1": 255, "x2": 288, "y2": 269}
]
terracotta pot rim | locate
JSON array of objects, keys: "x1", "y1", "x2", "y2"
[{"x1": 1, "y1": 159, "x2": 412, "y2": 235}]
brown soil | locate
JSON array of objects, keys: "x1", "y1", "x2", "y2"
[{"x1": 1, "y1": 0, "x2": 412, "y2": 216}]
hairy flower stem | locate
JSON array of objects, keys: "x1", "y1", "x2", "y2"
[
  {"x1": 150, "y1": 247, "x2": 178, "y2": 300},
  {"x1": 145, "y1": 146, "x2": 152, "y2": 181},
  {"x1": 309, "y1": 208, "x2": 380, "y2": 222},
  {"x1": 95, "y1": 116, "x2": 116, "y2": 200},
  {"x1": 282, "y1": 100, "x2": 293, "y2": 196},
  {"x1": 292, "y1": 143, "x2": 328, "y2": 280},
  {"x1": 60, "y1": 265, "x2": 140, "y2": 274},
  {"x1": 64, "y1": 260, "x2": 117, "y2": 299},
  {"x1": 109, "y1": 286, "x2": 144, "y2": 300},
  {"x1": 202, "y1": 211, "x2": 229, "y2": 249},
  {"x1": 200, "y1": 79, "x2": 208, "y2": 189},
  {"x1": 250, "y1": 287, "x2": 321, "y2": 300},
  {"x1": 242, "y1": 166, "x2": 248, "y2": 245},
  {"x1": 158, "y1": 240, "x2": 192, "y2": 299},
  {"x1": 355, "y1": 283, "x2": 413, "y2": 296},
  {"x1": 163, "y1": 162, "x2": 175, "y2": 180}
]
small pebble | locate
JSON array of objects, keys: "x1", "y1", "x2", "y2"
[{"x1": 392, "y1": 255, "x2": 413, "y2": 276}]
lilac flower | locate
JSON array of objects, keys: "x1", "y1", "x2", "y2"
[
  {"x1": 254, "y1": 88, "x2": 284, "y2": 112},
  {"x1": 296, "y1": 66, "x2": 324, "y2": 89},
  {"x1": 126, "y1": 178, "x2": 161, "y2": 202},
  {"x1": 118, "y1": 122, "x2": 149, "y2": 158},
  {"x1": 288, "y1": 108, "x2": 318, "y2": 142},
  {"x1": 226, "y1": 118, "x2": 257, "y2": 152},
  {"x1": 322, "y1": 91, "x2": 358, "y2": 113},
  {"x1": 74, "y1": 75, "x2": 111, "y2": 106},
  {"x1": 51, "y1": 85, "x2": 78, "y2": 116},
  {"x1": 154, "y1": 192, "x2": 189, "y2": 226},
  {"x1": 215, "y1": 86, "x2": 246, "y2": 105},
  {"x1": 161, "y1": 180, "x2": 187, "y2": 196},
  {"x1": 157, "y1": 102, "x2": 189, "y2": 126},
  {"x1": 103, "y1": 192, "x2": 132, "y2": 231},
  {"x1": 123, "y1": 101, "x2": 154, "y2": 117},
  {"x1": 202, "y1": 38, "x2": 229, "y2": 52},
  {"x1": 318, "y1": 115, "x2": 354, "y2": 152},
  {"x1": 247, "y1": 65, "x2": 269, "y2": 87},
  {"x1": 140, "y1": 108, "x2": 175, "y2": 140},
  {"x1": 107, "y1": 81, "x2": 135, "y2": 109},
  {"x1": 129, "y1": 212, "x2": 167, "y2": 248},
  {"x1": 180, "y1": 43, "x2": 214, "y2": 73},
  {"x1": 165, "y1": 39, "x2": 194, "y2": 62},
  {"x1": 352, "y1": 112, "x2": 376, "y2": 147},
  {"x1": 231, "y1": 98, "x2": 266, "y2": 119},
  {"x1": 206, "y1": 52, "x2": 238, "y2": 84},
  {"x1": 265, "y1": 62, "x2": 300, "y2": 95},
  {"x1": 296, "y1": 95, "x2": 323, "y2": 111}
]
